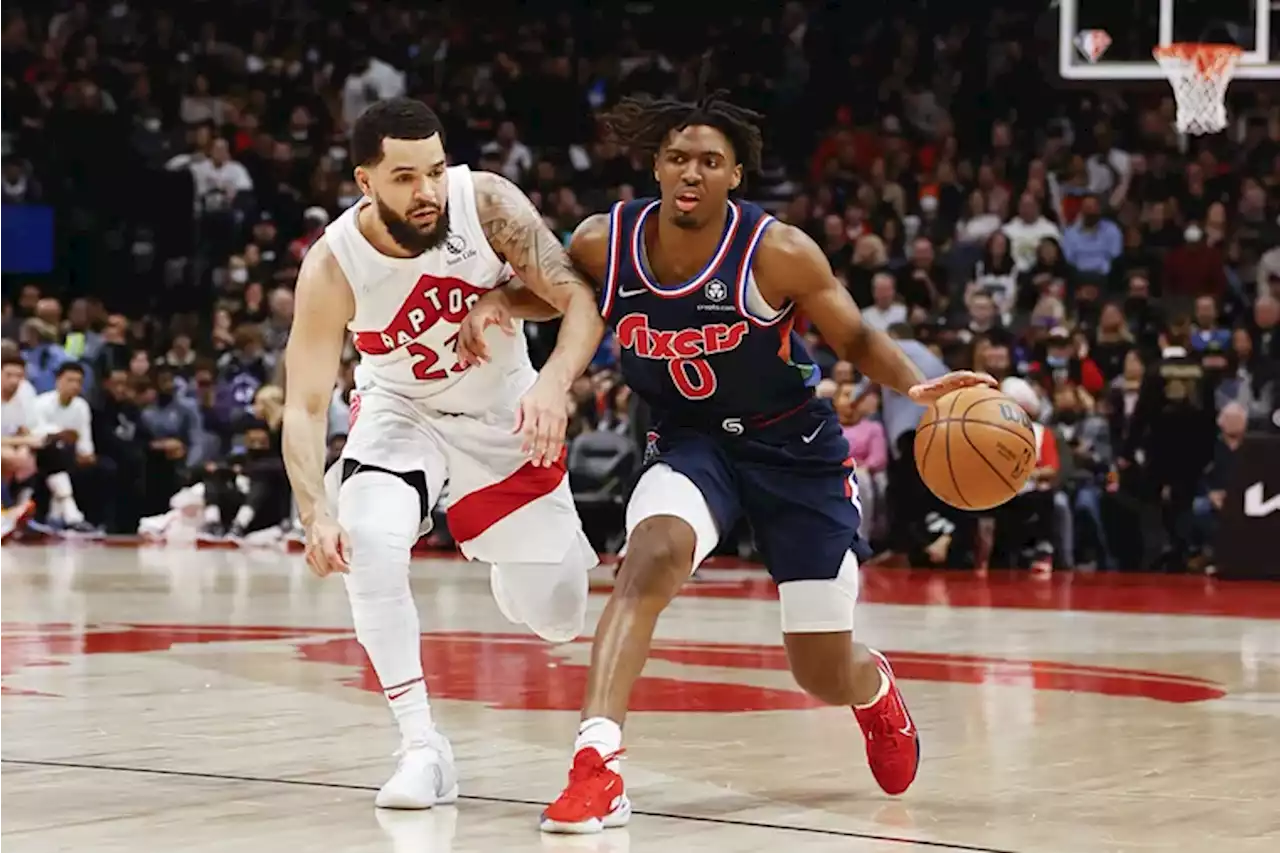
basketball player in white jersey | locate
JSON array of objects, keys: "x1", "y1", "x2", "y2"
[{"x1": 282, "y1": 98, "x2": 606, "y2": 809}]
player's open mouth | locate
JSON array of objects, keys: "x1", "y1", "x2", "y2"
[
  {"x1": 411, "y1": 209, "x2": 437, "y2": 223},
  {"x1": 674, "y1": 191, "x2": 701, "y2": 212}
]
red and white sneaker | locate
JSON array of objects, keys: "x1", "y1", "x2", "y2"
[
  {"x1": 540, "y1": 748, "x2": 631, "y2": 834},
  {"x1": 0, "y1": 499, "x2": 35, "y2": 544},
  {"x1": 853, "y1": 650, "x2": 920, "y2": 796}
]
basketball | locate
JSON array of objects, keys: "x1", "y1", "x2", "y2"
[{"x1": 914, "y1": 385, "x2": 1037, "y2": 511}]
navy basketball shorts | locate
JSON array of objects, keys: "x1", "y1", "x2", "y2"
[{"x1": 624, "y1": 412, "x2": 866, "y2": 633}]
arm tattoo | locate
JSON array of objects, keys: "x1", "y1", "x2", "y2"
[{"x1": 473, "y1": 171, "x2": 591, "y2": 303}]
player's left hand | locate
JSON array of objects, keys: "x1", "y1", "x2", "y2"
[
  {"x1": 456, "y1": 292, "x2": 517, "y2": 369},
  {"x1": 514, "y1": 375, "x2": 570, "y2": 467},
  {"x1": 907, "y1": 370, "x2": 998, "y2": 404}
]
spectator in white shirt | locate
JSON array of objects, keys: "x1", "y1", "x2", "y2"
[
  {"x1": 1003, "y1": 192, "x2": 1062, "y2": 272},
  {"x1": 480, "y1": 121, "x2": 534, "y2": 184},
  {"x1": 189, "y1": 138, "x2": 254, "y2": 215},
  {"x1": 2, "y1": 347, "x2": 38, "y2": 440},
  {"x1": 862, "y1": 273, "x2": 909, "y2": 332},
  {"x1": 29, "y1": 362, "x2": 96, "y2": 532},
  {"x1": 35, "y1": 363, "x2": 95, "y2": 460},
  {"x1": 342, "y1": 54, "x2": 407, "y2": 129}
]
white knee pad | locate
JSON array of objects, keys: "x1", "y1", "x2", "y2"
[
  {"x1": 337, "y1": 471, "x2": 425, "y2": 685},
  {"x1": 624, "y1": 463, "x2": 720, "y2": 571},
  {"x1": 778, "y1": 550, "x2": 860, "y2": 634},
  {"x1": 491, "y1": 531, "x2": 596, "y2": 644}
]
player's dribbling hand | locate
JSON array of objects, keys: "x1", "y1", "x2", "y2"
[
  {"x1": 515, "y1": 376, "x2": 569, "y2": 468},
  {"x1": 455, "y1": 294, "x2": 516, "y2": 369},
  {"x1": 907, "y1": 370, "x2": 998, "y2": 404},
  {"x1": 304, "y1": 515, "x2": 351, "y2": 577}
]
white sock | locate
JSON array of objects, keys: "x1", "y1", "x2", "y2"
[
  {"x1": 56, "y1": 494, "x2": 84, "y2": 522},
  {"x1": 232, "y1": 504, "x2": 255, "y2": 530},
  {"x1": 382, "y1": 677, "x2": 434, "y2": 746},
  {"x1": 853, "y1": 668, "x2": 890, "y2": 710},
  {"x1": 576, "y1": 717, "x2": 623, "y2": 771},
  {"x1": 46, "y1": 473, "x2": 85, "y2": 524}
]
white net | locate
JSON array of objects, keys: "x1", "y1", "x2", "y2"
[{"x1": 1153, "y1": 44, "x2": 1243, "y2": 136}]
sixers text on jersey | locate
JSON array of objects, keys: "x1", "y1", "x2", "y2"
[{"x1": 613, "y1": 313, "x2": 749, "y2": 400}]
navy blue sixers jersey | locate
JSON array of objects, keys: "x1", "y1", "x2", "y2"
[
  {"x1": 599, "y1": 198, "x2": 821, "y2": 430},
  {"x1": 600, "y1": 197, "x2": 868, "y2": 582}
]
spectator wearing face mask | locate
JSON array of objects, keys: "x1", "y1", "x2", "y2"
[
  {"x1": 1061, "y1": 194, "x2": 1122, "y2": 277},
  {"x1": 1030, "y1": 326, "x2": 1105, "y2": 397}
]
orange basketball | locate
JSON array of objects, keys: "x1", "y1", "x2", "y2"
[{"x1": 914, "y1": 385, "x2": 1037, "y2": 511}]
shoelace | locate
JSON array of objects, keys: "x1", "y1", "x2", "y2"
[
  {"x1": 555, "y1": 749, "x2": 626, "y2": 809},
  {"x1": 865, "y1": 702, "x2": 909, "y2": 752}
]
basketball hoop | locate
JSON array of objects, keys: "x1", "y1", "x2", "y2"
[{"x1": 1153, "y1": 43, "x2": 1243, "y2": 135}]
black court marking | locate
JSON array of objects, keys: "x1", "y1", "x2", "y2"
[{"x1": 1, "y1": 758, "x2": 1020, "y2": 853}]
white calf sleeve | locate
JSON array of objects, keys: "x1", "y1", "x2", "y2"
[
  {"x1": 491, "y1": 531, "x2": 596, "y2": 643},
  {"x1": 338, "y1": 471, "x2": 433, "y2": 741}
]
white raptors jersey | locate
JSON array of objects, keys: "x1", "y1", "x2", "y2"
[{"x1": 325, "y1": 165, "x2": 534, "y2": 415}]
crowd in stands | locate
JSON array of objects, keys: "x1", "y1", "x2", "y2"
[{"x1": 2, "y1": 1, "x2": 1277, "y2": 573}]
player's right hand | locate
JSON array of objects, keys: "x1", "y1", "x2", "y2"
[
  {"x1": 304, "y1": 515, "x2": 351, "y2": 577},
  {"x1": 456, "y1": 292, "x2": 516, "y2": 369}
]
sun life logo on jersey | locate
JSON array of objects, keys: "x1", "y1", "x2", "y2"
[{"x1": 444, "y1": 232, "x2": 477, "y2": 265}]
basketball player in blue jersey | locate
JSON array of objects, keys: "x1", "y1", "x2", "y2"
[{"x1": 457, "y1": 92, "x2": 994, "y2": 833}]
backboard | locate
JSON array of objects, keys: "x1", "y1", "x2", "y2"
[{"x1": 1059, "y1": 0, "x2": 1280, "y2": 79}]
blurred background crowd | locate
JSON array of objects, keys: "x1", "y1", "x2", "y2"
[{"x1": 2, "y1": 0, "x2": 1277, "y2": 573}]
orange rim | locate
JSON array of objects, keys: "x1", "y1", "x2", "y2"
[{"x1": 1152, "y1": 43, "x2": 1244, "y2": 78}]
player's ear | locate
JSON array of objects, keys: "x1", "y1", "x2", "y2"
[
  {"x1": 354, "y1": 166, "x2": 371, "y2": 197},
  {"x1": 730, "y1": 164, "x2": 743, "y2": 192}
]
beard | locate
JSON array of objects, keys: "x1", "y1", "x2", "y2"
[
  {"x1": 377, "y1": 197, "x2": 450, "y2": 254},
  {"x1": 671, "y1": 212, "x2": 700, "y2": 230}
]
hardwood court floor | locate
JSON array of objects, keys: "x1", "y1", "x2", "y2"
[{"x1": 2, "y1": 544, "x2": 1278, "y2": 853}]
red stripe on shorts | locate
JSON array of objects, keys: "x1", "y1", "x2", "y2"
[{"x1": 445, "y1": 448, "x2": 568, "y2": 544}]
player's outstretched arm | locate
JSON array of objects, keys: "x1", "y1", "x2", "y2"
[
  {"x1": 282, "y1": 238, "x2": 355, "y2": 573},
  {"x1": 472, "y1": 171, "x2": 606, "y2": 390},
  {"x1": 754, "y1": 223, "x2": 993, "y2": 403}
]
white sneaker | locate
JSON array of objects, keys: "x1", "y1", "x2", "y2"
[{"x1": 375, "y1": 731, "x2": 459, "y2": 809}]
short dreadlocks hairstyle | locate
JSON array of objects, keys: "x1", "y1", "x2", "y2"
[{"x1": 601, "y1": 89, "x2": 765, "y2": 175}]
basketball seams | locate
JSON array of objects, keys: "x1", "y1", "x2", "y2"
[
  {"x1": 929, "y1": 417, "x2": 1037, "y2": 454},
  {"x1": 942, "y1": 394, "x2": 971, "y2": 508},
  {"x1": 958, "y1": 422, "x2": 1020, "y2": 499},
  {"x1": 917, "y1": 405, "x2": 941, "y2": 473}
]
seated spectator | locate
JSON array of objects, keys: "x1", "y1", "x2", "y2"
[
  {"x1": 1191, "y1": 295, "x2": 1232, "y2": 353},
  {"x1": 92, "y1": 369, "x2": 151, "y2": 534},
  {"x1": 201, "y1": 385, "x2": 288, "y2": 538},
  {"x1": 1215, "y1": 325, "x2": 1276, "y2": 425},
  {"x1": 1090, "y1": 302, "x2": 1134, "y2": 382},
  {"x1": 1184, "y1": 403, "x2": 1249, "y2": 572},
  {"x1": 1050, "y1": 382, "x2": 1117, "y2": 570},
  {"x1": 994, "y1": 377, "x2": 1061, "y2": 573},
  {"x1": 29, "y1": 362, "x2": 98, "y2": 533},
  {"x1": 836, "y1": 383, "x2": 888, "y2": 542},
  {"x1": 19, "y1": 319, "x2": 69, "y2": 394},
  {"x1": 1, "y1": 348, "x2": 40, "y2": 516},
  {"x1": 1030, "y1": 325, "x2": 1105, "y2": 397},
  {"x1": 139, "y1": 368, "x2": 202, "y2": 514},
  {"x1": 862, "y1": 272, "x2": 907, "y2": 332}
]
